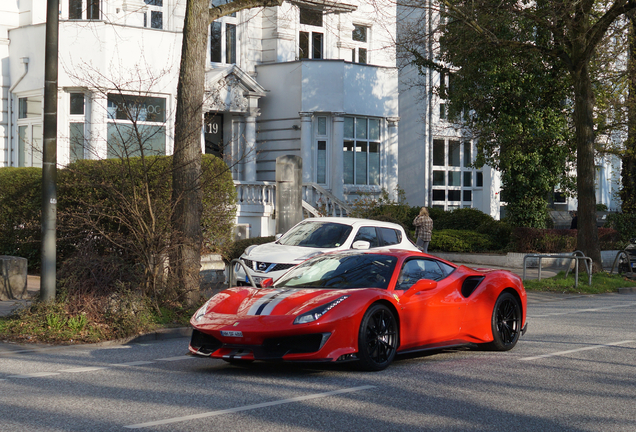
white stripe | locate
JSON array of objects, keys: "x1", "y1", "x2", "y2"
[
  {"x1": 260, "y1": 290, "x2": 297, "y2": 316},
  {"x1": 155, "y1": 355, "x2": 198, "y2": 362},
  {"x1": 59, "y1": 367, "x2": 108, "y2": 373},
  {"x1": 520, "y1": 340, "x2": 635, "y2": 361},
  {"x1": 111, "y1": 361, "x2": 155, "y2": 367},
  {"x1": 124, "y1": 385, "x2": 376, "y2": 429},
  {"x1": 8, "y1": 372, "x2": 60, "y2": 378},
  {"x1": 246, "y1": 290, "x2": 284, "y2": 315}
]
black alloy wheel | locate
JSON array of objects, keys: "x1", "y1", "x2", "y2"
[
  {"x1": 357, "y1": 304, "x2": 398, "y2": 371},
  {"x1": 486, "y1": 292, "x2": 522, "y2": 351}
]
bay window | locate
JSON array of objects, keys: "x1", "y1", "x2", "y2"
[{"x1": 343, "y1": 117, "x2": 380, "y2": 186}]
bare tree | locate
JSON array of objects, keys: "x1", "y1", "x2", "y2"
[{"x1": 172, "y1": 0, "x2": 283, "y2": 303}]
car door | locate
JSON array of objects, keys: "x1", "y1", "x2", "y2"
[
  {"x1": 395, "y1": 258, "x2": 465, "y2": 349},
  {"x1": 351, "y1": 226, "x2": 380, "y2": 248}
]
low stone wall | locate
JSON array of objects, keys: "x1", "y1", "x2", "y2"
[
  {"x1": 434, "y1": 251, "x2": 620, "y2": 270},
  {"x1": 1, "y1": 256, "x2": 28, "y2": 301}
]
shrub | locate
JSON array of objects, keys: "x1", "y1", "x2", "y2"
[
  {"x1": 606, "y1": 213, "x2": 636, "y2": 243},
  {"x1": 430, "y1": 229, "x2": 494, "y2": 252},
  {"x1": 433, "y1": 207, "x2": 495, "y2": 231},
  {"x1": 0, "y1": 168, "x2": 42, "y2": 269}
]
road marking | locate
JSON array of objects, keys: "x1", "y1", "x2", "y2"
[
  {"x1": 124, "y1": 385, "x2": 377, "y2": 429},
  {"x1": 520, "y1": 340, "x2": 636, "y2": 361},
  {"x1": 111, "y1": 361, "x2": 155, "y2": 367},
  {"x1": 530, "y1": 302, "x2": 636, "y2": 318},
  {"x1": 8, "y1": 372, "x2": 61, "y2": 378},
  {"x1": 155, "y1": 355, "x2": 197, "y2": 362},
  {"x1": 60, "y1": 366, "x2": 109, "y2": 373}
]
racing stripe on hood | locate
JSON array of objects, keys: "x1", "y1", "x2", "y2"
[{"x1": 247, "y1": 289, "x2": 295, "y2": 316}]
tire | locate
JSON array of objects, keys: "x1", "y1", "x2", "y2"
[
  {"x1": 357, "y1": 304, "x2": 398, "y2": 371},
  {"x1": 485, "y1": 292, "x2": 522, "y2": 351}
]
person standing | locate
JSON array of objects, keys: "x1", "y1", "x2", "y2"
[{"x1": 413, "y1": 207, "x2": 433, "y2": 253}]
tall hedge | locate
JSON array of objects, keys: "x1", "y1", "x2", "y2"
[
  {"x1": 0, "y1": 168, "x2": 42, "y2": 266},
  {"x1": 0, "y1": 155, "x2": 236, "y2": 272}
]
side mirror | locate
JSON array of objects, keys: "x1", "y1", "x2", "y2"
[
  {"x1": 352, "y1": 240, "x2": 371, "y2": 250},
  {"x1": 260, "y1": 278, "x2": 274, "y2": 288},
  {"x1": 402, "y1": 279, "x2": 437, "y2": 300}
]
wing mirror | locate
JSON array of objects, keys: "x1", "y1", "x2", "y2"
[
  {"x1": 352, "y1": 240, "x2": 371, "y2": 250},
  {"x1": 402, "y1": 279, "x2": 437, "y2": 300},
  {"x1": 260, "y1": 278, "x2": 274, "y2": 288}
]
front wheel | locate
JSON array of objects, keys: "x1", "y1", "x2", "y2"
[
  {"x1": 357, "y1": 304, "x2": 398, "y2": 371},
  {"x1": 484, "y1": 292, "x2": 522, "y2": 351}
]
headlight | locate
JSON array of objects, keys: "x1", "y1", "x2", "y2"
[
  {"x1": 194, "y1": 299, "x2": 212, "y2": 321},
  {"x1": 294, "y1": 295, "x2": 349, "y2": 324}
]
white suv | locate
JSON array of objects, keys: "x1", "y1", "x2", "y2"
[{"x1": 234, "y1": 217, "x2": 419, "y2": 286}]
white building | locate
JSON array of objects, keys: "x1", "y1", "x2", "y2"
[{"x1": 1, "y1": 0, "x2": 401, "y2": 237}]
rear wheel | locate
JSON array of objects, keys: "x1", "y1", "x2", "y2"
[
  {"x1": 485, "y1": 292, "x2": 522, "y2": 351},
  {"x1": 357, "y1": 304, "x2": 398, "y2": 371}
]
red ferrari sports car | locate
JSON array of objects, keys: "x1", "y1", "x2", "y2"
[{"x1": 189, "y1": 249, "x2": 527, "y2": 371}]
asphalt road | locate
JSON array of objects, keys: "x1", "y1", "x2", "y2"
[{"x1": 1, "y1": 292, "x2": 635, "y2": 432}]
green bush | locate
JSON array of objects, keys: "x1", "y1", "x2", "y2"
[
  {"x1": 433, "y1": 207, "x2": 495, "y2": 230},
  {"x1": 430, "y1": 229, "x2": 494, "y2": 252},
  {"x1": 606, "y1": 213, "x2": 636, "y2": 243},
  {"x1": 0, "y1": 168, "x2": 42, "y2": 269}
]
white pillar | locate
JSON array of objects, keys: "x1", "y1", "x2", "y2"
[
  {"x1": 332, "y1": 113, "x2": 345, "y2": 200},
  {"x1": 299, "y1": 112, "x2": 312, "y2": 184},
  {"x1": 387, "y1": 117, "x2": 400, "y2": 200},
  {"x1": 89, "y1": 93, "x2": 107, "y2": 159},
  {"x1": 243, "y1": 113, "x2": 257, "y2": 182}
]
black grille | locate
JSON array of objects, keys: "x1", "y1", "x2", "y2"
[
  {"x1": 261, "y1": 333, "x2": 330, "y2": 358},
  {"x1": 242, "y1": 259, "x2": 294, "y2": 273},
  {"x1": 190, "y1": 329, "x2": 222, "y2": 355},
  {"x1": 461, "y1": 276, "x2": 484, "y2": 298}
]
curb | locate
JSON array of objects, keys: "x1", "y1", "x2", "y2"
[{"x1": 617, "y1": 287, "x2": 636, "y2": 294}]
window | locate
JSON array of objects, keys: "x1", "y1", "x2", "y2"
[
  {"x1": 397, "y1": 259, "x2": 445, "y2": 290},
  {"x1": 448, "y1": 140, "x2": 460, "y2": 166},
  {"x1": 433, "y1": 170, "x2": 445, "y2": 186},
  {"x1": 439, "y1": 103, "x2": 446, "y2": 119},
  {"x1": 448, "y1": 190, "x2": 461, "y2": 201},
  {"x1": 463, "y1": 141, "x2": 472, "y2": 167},
  {"x1": 463, "y1": 190, "x2": 472, "y2": 202},
  {"x1": 448, "y1": 171, "x2": 460, "y2": 186},
  {"x1": 17, "y1": 96, "x2": 42, "y2": 167},
  {"x1": 476, "y1": 171, "x2": 484, "y2": 187},
  {"x1": 69, "y1": 0, "x2": 99, "y2": 20},
  {"x1": 300, "y1": 8, "x2": 322, "y2": 26},
  {"x1": 106, "y1": 94, "x2": 166, "y2": 158},
  {"x1": 432, "y1": 190, "x2": 445, "y2": 201},
  {"x1": 144, "y1": 0, "x2": 163, "y2": 29},
  {"x1": 343, "y1": 117, "x2": 381, "y2": 185},
  {"x1": 353, "y1": 227, "x2": 379, "y2": 248},
  {"x1": 433, "y1": 139, "x2": 444, "y2": 166},
  {"x1": 210, "y1": 22, "x2": 236, "y2": 64},
  {"x1": 299, "y1": 7, "x2": 323, "y2": 59},
  {"x1": 351, "y1": 24, "x2": 369, "y2": 64},
  {"x1": 463, "y1": 171, "x2": 472, "y2": 187},
  {"x1": 69, "y1": 93, "x2": 86, "y2": 161},
  {"x1": 316, "y1": 116, "x2": 328, "y2": 184},
  {"x1": 378, "y1": 228, "x2": 401, "y2": 246}
]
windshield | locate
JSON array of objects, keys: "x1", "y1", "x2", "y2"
[
  {"x1": 277, "y1": 221, "x2": 353, "y2": 248},
  {"x1": 275, "y1": 253, "x2": 397, "y2": 289}
]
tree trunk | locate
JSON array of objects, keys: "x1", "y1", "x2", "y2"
[
  {"x1": 572, "y1": 63, "x2": 602, "y2": 271},
  {"x1": 172, "y1": 0, "x2": 208, "y2": 304}
]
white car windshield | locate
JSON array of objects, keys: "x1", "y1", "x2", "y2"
[
  {"x1": 277, "y1": 221, "x2": 353, "y2": 248},
  {"x1": 274, "y1": 253, "x2": 397, "y2": 289}
]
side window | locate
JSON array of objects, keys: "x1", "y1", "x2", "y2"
[
  {"x1": 396, "y1": 259, "x2": 445, "y2": 290},
  {"x1": 353, "y1": 227, "x2": 379, "y2": 248},
  {"x1": 378, "y1": 227, "x2": 401, "y2": 246}
]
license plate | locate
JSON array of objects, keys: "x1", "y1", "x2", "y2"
[{"x1": 220, "y1": 331, "x2": 243, "y2": 337}]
